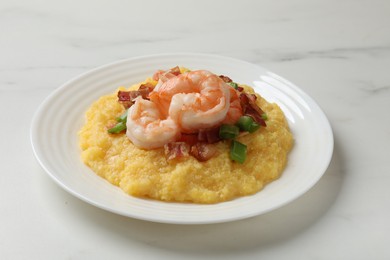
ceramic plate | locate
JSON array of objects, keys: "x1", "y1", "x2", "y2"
[{"x1": 30, "y1": 53, "x2": 333, "y2": 224}]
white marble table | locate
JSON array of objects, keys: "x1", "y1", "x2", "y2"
[{"x1": 1, "y1": 0, "x2": 389, "y2": 259}]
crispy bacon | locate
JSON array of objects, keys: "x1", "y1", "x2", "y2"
[
  {"x1": 117, "y1": 83, "x2": 155, "y2": 108},
  {"x1": 166, "y1": 128, "x2": 221, "y2": 161},
  {"x1": 138, "y1": 82, "x2": 155, "y2": 93},
  {"x1": 197, "y1": 127, "x2": 221, "y2": 144},
  {"x1": 164, "y1": 141, "x2": 217, "y2": 162},
  {"x1": 178, "y1": 127, "x2": 221, "y2": 146},
  {"x1": 153, "y1": 66, "x2": 181, "y2": 81},
  {"x1": 168, "y1": 66, "x2": 181, "y2": 76},
  {"x1": 164, "y1": 142, "x2": 190, "y2": 161},
  {"x1": 190, "y1": 143, "x2": 217, "y2": 162},
  {"x1": 240, "y1": 93, "x2": 267, "y2": 127},
  {"x1": 117, "y1": 91, "x2": 133, "y2": 108},
  {"x1": 178, "y1": 133, "x2": 198, "y2": 146},
  {"x1": 219, "y1": 75, "x2": 233, "y2": 83}
]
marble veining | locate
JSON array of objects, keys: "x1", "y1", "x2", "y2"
[
  {"x1": 251, "y1": 45, "x2": 390, "y2": 63},
  {"x1": 358, "y1": 81, "x2": 390, "y2": 94}
]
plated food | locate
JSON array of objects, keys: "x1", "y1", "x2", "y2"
[
  {"x1": 31, "y1": 53, "x2": 333, "y2": 223},
  {"x1": 79, "y1": 66, "x2": 293, "y2": 204}
]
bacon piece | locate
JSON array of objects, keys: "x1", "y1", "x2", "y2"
[
  {"x1": 153, "y1": 66, "x2": 181, "y2": 81},
  {"x1": 178, "y1": 128, "x2": 221, "y2": 146},
  {"x1": 168, "y1": 66, "x2": 181, "y2": 76},
  {"x1": 164, "y1": 142, "x2": 190, "y2": 161},
  {"x1": 219, "y1": 75, "x2": 233, "y2": 83},
  {"x1": 240, "y1": 93, "x2": 267, "y2": 127},
  {"x1": 177, "y1": 127, "x2": 221, "y2": 145},
  {"x1": 117, "y1": 83, "x2": 155, "y2": 108},
  {"x1": 117, "y1": 91, "x2": 133, "y2": 108},
  {"x1": 197, "y1": 127, "x2": 221, "y2": 144},
  {"x1": 178, "y1": 133, "x2": 198, "y2": 146},
  {"x1": 117, "y1": 91, "x2": 130, "y2": 101},
  {"x1": 138, "y1": 82, "x2": 155, "y2": 94},
  {"x1": 190, "y1": 143, "x2": 217, "y2": 162}
]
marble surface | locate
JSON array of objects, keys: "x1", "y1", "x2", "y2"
[{"x1": 1, "y1": 0, "x2": 389, "y2": 259}]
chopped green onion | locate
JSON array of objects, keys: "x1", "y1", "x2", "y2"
[
  {"x1": 230, "y1": 140, "x2": 247, "y2": 163},
  {"x1": 261, "y1": 113, "x2": 268, "y2": 120},
  {"x1": 116, "y1": 109, "x2": 128, "y2": 123},
  {"x1": 236, "y1": 116, "x2": 253, "y2": 131},
  {"x1": 247, "y1": 122, "x2": 260, "y2": 133},
  {"x1": 108, "y1": 121, "x2": 126, "y2": 134},
  {"x1": 219, "y1": 124, "x2": 239, "y2": 139},
  {"x1": 228, "y1": 82, "x2": 239, "y2": 89},
  {"x1": 236, "y1": 116, "x2": 260, "y2": 133}
]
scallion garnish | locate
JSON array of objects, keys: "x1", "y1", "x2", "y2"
[
  {"x1": 116, "y1": 109, "x2": 128, "y2": 123},
  {"x1": 230, "y1": 140, "x2": 247, "y2": 163},
  {"x1": 219, "y1": 124, "x2": 239, "y2": 139},
  {"x1": 228, "y1": 82, "x2": 239, "y2": 89},
  {"x1": 261, "y1": 113, "x2": 268, "y2": 121},
  {"x1": 108, "y1": 121, "x2": 127, "y2": 134},
  {"x1": 248, "y1": 122, "x2": 260, "y2": 133},
  {"x1": 236, "y1": 115, "x2": 261, "y2": 133}
]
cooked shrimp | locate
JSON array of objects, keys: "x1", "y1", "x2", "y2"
[
  {"x1": 150, "y1": 70, "x2": 231, "y2": 133},
  {"x1": 222, "y1": 87, "x2": 243, "y2": 124},
  {"x1": 126, "y1": 97, "x2": 180, "y2": 149}
]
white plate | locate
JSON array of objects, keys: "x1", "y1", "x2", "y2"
[{"x1": 30, "y1": 53, "x2": 333, "y2": 224}]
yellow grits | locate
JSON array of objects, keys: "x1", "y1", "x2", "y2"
[{"x1": 78, "y1": 74, "x2": 293, "y2": 204}]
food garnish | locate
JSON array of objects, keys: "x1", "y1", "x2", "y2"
[{"x1": 230, "y1": 140, "x2": 247, "y2": 164}]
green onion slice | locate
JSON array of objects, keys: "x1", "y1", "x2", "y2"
[
  {"x1": 228, "y1": 82, "x2": 239, "y2": 89},
  {"x1": 236, "y1": 115, "x2": 260, "y2": 133},
  {"x1": 116, "y1": 109, "x2": 128, "y2": 123},
  {"x1": 247, "y1": 122, "x2": 260, "y2": 133},
  {"x1": 108, "y1": 121, "x2": 127, "y2": 134},
  {"x1": 261, "y1": 113, "x2": 268, "y2": 121},
  {"x1": 219, "y1": 124, "x2": 239, "y2": 139},
  {"x1": 230, "y1": 140, "x2": 247, "y2": 163},
  {"x1": 236, "y1": 116, "x2": 253, "y2": 131}
]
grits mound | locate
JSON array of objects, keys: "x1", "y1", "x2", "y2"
[{"x1": 79, "y1": 79, "x2": 293, "y2": 204}]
